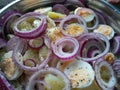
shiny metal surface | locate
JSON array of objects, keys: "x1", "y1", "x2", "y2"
[
  {"x1": 0, "y1": 0, "x2": 21, "y2": 14},
  {"x1": 0, "y1": 0, "x2": 120, "y2": 34}
]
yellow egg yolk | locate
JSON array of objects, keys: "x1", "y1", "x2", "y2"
[
  {"x1": 1, "y1": 58, "x2": 17, "y2": 78},
  {"x1": 47, "y1": 27, "x2": 64, "y2": 43},
  {"x1": 65, "y1": 24, "x2": 83, "y2": 36},
  {"x1": 96, "y1": 25, "x2": 112, "y2": 36},
  {"x1": 68, "y1": 69, "x2": 91, "y2": 88},
  {"x1": 79, "y1": 10, "x2": 91, "y2": 18}
]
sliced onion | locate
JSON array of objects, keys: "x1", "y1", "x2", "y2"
[
  {"x1": 112, "y1": 59, "x2": 120, "y2": 78},
  {"x1": 87, "y1": 14, "x2": 99, "y2": 30},
  {"x1": 80, "y1": 39, "x2": 105, "y2": 58},
  {"x1": 73, "y1": 8, "x2": 99, "y2": 30},
  {"x1": 111, "y1": 36, "x2": 120, "y2": 54},
  {"x1": 33, "y1": 80, "x2": 51, "y2": 90},
  {"x1": 43, "y1": 35, "x2": 51, "y2": 49},
  {"x1": 13, "y1": 12, "x2": 47, "y2": 39},
  {"x1": 26, "y1": 67, "x2": 71, "y2": 90},
  {"x1": 52, "y1": 37, "x2": 79, "y2": 60},
  {"x1": 74, "y1": 7, "x2": 99, "y2": 30},
  {"x1": 12, "y1": 37, "x2": 52, "y2": 71},
  {"x1": 6, "y1": 36, "x2": 22, "y2": 51},
  {"x1": 94, "y1": 58, "x2": 117, "y2": 90},
  {"x1": 0, "y1": 38, "x2": 7, "y2": 48},
  {"x1": 77, "y1": 33, "x2": 110, "y2": 62},
  {"x1": 52, "y1": 4, "x2": 69, "y2": 15},
  {"x1": 23, "y1": 59, "x2": 36, "y2": 67},
  {"x1": 28, "y1": 37, "x2": 44, "y2": 49},
  {"x1": 94, "y1": 10, "x2": 107, "y2": 24},
  {"x1": 0, "y1": 28, "x2": 2, "y2": 38},
  {"x1": 59, "y1": 14, "x2": 87, "y2": 37},
  {"x1": 0, "y1": 11, "x2": 21, "y2": 38},
  {"x1": 49, "y1": 55, "x2": 59, "y2": 67},
  {"x1": 0, "y1": 72, "x2": 14, "y2": 90},
  {"x1": 88, "y1": 48, "x2": 102, "y2": 58}
]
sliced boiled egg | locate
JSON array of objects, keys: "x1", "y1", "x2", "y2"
[
  {"x1": 46, "y1": 27, "x2": 64, "y2": 43},
  {"x1": 1, "y1": 51, "x2": 23, "y2": 80},
  {"x1": 74, "y1": 7, "x2": 95, "y2": 23},
  {"x1": 28, "y1": 37, "x2": 44, "y2": 49},
  {"x1": 47, "y1": 17, "x2": 56, "y2": 29},
  {"x1": 93, "y1": 24, "x2": 115, "y2": 40},
  {"x1": 57, "y1": 59, "x2": 95, "y2": 89},
  {"x1": 65, "y1": 23, "x2": 85, "y2": 37},
  {"x1": 34, "y1": 7, "x2": 52, "y2": 14},
  {"x1": 104, "y1": 52, "x2": 115, "y2": 64}
]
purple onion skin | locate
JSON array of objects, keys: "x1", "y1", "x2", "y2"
[
  {"x1": 0, "y1": 73, "x2": 14, "y2": 90},
  {"x1": 0, "y1": 38, "x2": 6, "y2": 48},
  {"x1": 111, "y1": 36, "x2": 120, "y2": 55},
  {"x1": 112, "y1": 59, "x2": 120, "y2": 78},
  {"x1": 52, "y1": 4, "x2": 69, "y2": 15},
  {"x1": 0, "y1": 11, "x2": 21, "y2": 39},
  {"x1": 0, "y1": 28, "x2": 2, "y2": 38}
]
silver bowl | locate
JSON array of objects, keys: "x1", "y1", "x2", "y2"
[{"x1": 0, "y1": 0, "x2": 120, "y2": 89}]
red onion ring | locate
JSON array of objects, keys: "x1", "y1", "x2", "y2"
[
  {"x1": 28, "y1": 36, "x2": 44, "y2": 49},
  {"x1": 52, "y1": 37, "x2": 79, "y2": 60},
  {"x1": 0, "y1": 11, "x2": 21, "y2": 39},
  {"x1": 0, "y1": 28, "x2": 2, "y2": 38},
  {"x1": 6, "y1": 36, "x2": 22, "y2": 51},
  {"x1": 112, "y1": 59, "x2": 120, "y2": 78},
  {"x1": 59, "y1": 14, "x2": 87, "y2": 37},
  {"x1": 111, "y1": 36, "x2": 120, "y2": 54},
  {"x1": 77, "y1": 33, "x2": 110, "y2": 62},
  {"x1": 52, "y1": 4, "x2": 69, "y2": 15},
  {"x1": 87, "y1": 47, "x2": 102, "y2": 58},
  {"x1": 43, "y1": 35, "x2": 51, "y2": 49},
  {"x1": 49, "y1": 55, "x2": 59, "y2": 67},
  {"x1": 26, "y1": 67, "x2": 71, "y2": 90},
  {"x1": 12, "y1": 37, "x2": 52, "y2": 71},
  {"x1": 94, "y1": 10, "x2": 107, "y2": 24},
  {"x1": 81, "y1": 39, "x2": 105, "y2": 58},
  {"x1": 94, "y1": 58, "x2": 117, "y2": 90},
  {"x1": 87, "y1": 14, "x2": 99, "y2": 30},
  {"x1": 23, "y1": 59, "x2": 36, "y2": 67},
  {"x1": 13, "y1": 12, "x2": 47, "y2": 39},
  {"x1": 0, "y1": 72, "x2": 14, "y2": 90},
  {"x1": 0, "y1": 38, "x2": 6, "y2": 48}
]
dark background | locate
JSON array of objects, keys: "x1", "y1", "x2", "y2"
[{"x1": 0, "y1": 0, "x2": 14, "y2": 9}]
